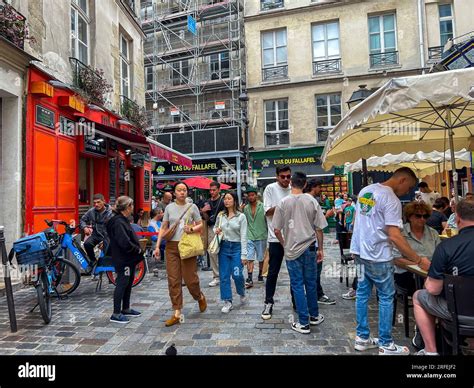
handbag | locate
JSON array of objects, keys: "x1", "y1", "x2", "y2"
[
  {"x1": 162, "y1": 204, "x2": 192, "y2": 242},
  {"x1": 178, "y1": 208, "x2": 204, "y2": 260},
  {"x1": 207, "y1": 213, "x2": 223, "y2": 255}
]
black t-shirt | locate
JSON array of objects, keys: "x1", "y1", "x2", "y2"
[
  {"x1": 205, "y1": 196, "x2": 225, "y2": 226},
  {"x1": 428, "y1": 226, "x2": 474, "y2": 280},
  {"x1": 426, "y1": 210, "x2": 448, "y2": 234}
]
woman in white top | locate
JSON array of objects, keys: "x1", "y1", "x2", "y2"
[{"x1": 214, "y1": 191, "x2": 248, "y2": 313}]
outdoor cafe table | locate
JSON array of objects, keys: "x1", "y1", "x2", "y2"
[{"x1": 397, "y1": 262, "x2": 428, "y2": 290}]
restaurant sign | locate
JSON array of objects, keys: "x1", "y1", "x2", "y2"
[
  {"x1": 154, "y1": 158, "x2": 236, "y2": 177},
  {"x1": 253, "y1": 156, "x2": 320, "y2": 170}
]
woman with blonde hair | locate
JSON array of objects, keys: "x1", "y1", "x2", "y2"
[
  {"x1": 106, "y1": 196, "x2": 144, "y2": 324},
  {"x1": 154, "y1": 182, "x2": 207, "y2": 326},
  {"x1": 138, "y1": 211, "x2": 150, "y2": 229}
]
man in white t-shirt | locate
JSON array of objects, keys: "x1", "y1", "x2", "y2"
[
  {"x1": 350, "y1": 167, "x2": 431, "y2": 355},
  {"x1": 261, "y1": 166, "x2": 292, "y2": 320},
  {"x1": 418, "y1": 182, "x2": 440, "y2": 206}
]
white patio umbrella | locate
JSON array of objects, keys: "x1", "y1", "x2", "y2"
[
  {"x1": 344, "y1": 149, "x2": 472, "y2": 178},
  {"x1": 321, "y1": 68, "x2": 474, "y2": 199}
]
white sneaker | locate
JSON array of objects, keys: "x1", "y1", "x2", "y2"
[
  {"x1": 415, "y1": 349, "x2": 439, "y2": 356},
  {"x1": 209, "y1": 278, "x2": 220, "y2": 287},
  {"x1": 379, "y1": 342, "x2": 410, "y2": 355},
  {"x1": 240, "y1": 295, "x2": 248, "y2": 305},
  {"x1": 354, "y1": 336, "x2": 379, "y2": 351},
  {"x1": 342, "y1": 288, "x2": 356, "y2": 300},
  {"x1": 221, "y1": 301, "x2": 233, "y2": 314},
  {"x1": 291, "y1": 322, "x2": 310, "y2": 334}
]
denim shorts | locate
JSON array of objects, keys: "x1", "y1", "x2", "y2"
[{"x1": 247, "y1": 239, "x2": 266, "y2": 262}]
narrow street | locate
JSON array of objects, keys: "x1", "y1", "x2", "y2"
[{"x1": 0, "y1": 234, "x2": 412, "y2": 355}]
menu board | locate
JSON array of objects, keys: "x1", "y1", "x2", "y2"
[
  {"x1": 320, "y1": 175, "x2": 349, "y2": 204},
  {"x1": 36, "y1": 105, "x2": 55, "y2": 129},
  {"x1": 109, "y1": 158, "x2": 116, "y2": 205},
  {"x1": 119, "y1": 159, "x2": 126, "y2": 196},
  {"x1": 144, "y1": 170, "x2": 151, "y2": 202}
]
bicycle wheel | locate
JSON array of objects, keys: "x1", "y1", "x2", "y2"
[
  {"x1": 51, "y1": 258, "x2": 81, "y2": 296},
  {"x1": 106, "y1": 260, "x2": 147, "y2": 288},
  {"x1": 35, "y1": 270, "x2": 52, "y2": 324}
]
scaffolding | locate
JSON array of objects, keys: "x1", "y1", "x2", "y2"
[{"x1": 141, "y1": 0, "x2": 246, "y2": 140}]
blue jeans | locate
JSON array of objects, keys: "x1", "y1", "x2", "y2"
[
  {"x1": 356, "y1": 257, "x2": 395, "y2": 346},
  {"x1": 286, "y1": 248, "x2": 319, "y2": 326},
  {"x1": 218, "y1": 241, "x2": 245, "y2": 302}
]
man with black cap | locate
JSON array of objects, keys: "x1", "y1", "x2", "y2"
[{"x1": 243, "y1": 187, "x2": 267, "y2": 288}]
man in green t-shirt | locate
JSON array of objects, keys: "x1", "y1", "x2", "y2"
[{"x1": 243, "y1": 187, "x2": 267, "y2": 288}]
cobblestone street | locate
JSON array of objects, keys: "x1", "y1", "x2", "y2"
[{"x1": 0, "y1": 234, "x2": 415, "y2": 355}]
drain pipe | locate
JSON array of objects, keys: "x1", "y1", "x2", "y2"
[{"x1": 418, "y1": 0, "x2": 426, "y2": 73}]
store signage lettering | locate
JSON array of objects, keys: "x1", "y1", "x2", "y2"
[
  {"x1": 101, "y1": 115, "x2": 117, "y2": 128},
  {"x1": 84, "y1": 135, "x2": 107, "y2": 156},
  {"x1": 257, "y1": 156, "x2": 319, "y2": 169},
  {"x1": 170, "y1": 163, "x2": 217, "y2": 173},
  {"x1": 154, "y1": 158, "x2": 235, "y2": 176},
  {"x1": 35, "y1": 105, "x2": 55, "y2": 129}
]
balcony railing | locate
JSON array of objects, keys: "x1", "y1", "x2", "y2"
[
  {"x1": 369, "y1": 51, "x2": 399, "y2": 68},
  {"x1": 0, "y1": 3, "x2": 27, "y2": 49},
  {"x1": 262, "y1": 65, "x2": 288, "y2": 82},
  {"x1": 313, "y1": 58, "x2": 342, "y2": 75},
  {"x1": 428, "y1": 46, "x2": 443, "y2": 62},
  {"x1": 261, "y1": 0, "x2": 284, "y2": 11},
  {"x1": 70, "y1": 57, "x2": 112, "y2": 106},
  {"x1": 265, "y1": 131, "x2": 290, "y2": 147},
  {"x1": 120, "y1": 95, "x2": 147, "y2": 132}
]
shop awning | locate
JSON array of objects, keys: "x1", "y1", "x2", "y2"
[{"x1": 257, "y1": 163, "x2": 334, "y2": 180}]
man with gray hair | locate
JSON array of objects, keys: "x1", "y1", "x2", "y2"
[{"x1": 413, "y1": 199, "x2": 474, "y2": 355}]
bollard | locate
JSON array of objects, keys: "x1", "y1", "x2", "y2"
[{"x1": 0, "y1": 226, "x2": 18, "y2": 332}]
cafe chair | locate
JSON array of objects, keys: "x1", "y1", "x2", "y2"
[
  {"x1": 337, "y1": 232, "x2": 353, "y2": 287},
  {"x1": 439, "y1": 275, "x2": 474, "y2": 355}
]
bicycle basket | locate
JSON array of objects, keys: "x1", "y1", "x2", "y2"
[{"x1": 13, "y1": 232, "x2": 53, "y2": 268}]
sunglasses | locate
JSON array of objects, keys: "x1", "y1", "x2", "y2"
[
  {"x1": 279, "y1": 174, "x2": 291, "y2": 180},
  {"x1": 414, "y1": 214, "x2": 430, "y2": 219}
]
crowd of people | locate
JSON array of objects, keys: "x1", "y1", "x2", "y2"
[{"x1": 77, "y1": 166, "x2": 474, "y2": 355}]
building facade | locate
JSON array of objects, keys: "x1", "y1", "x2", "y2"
[
  {"x1": 5, "y1": 0, "x2": 149, "y2": 235},
  {"x1": 141, "y1": 0, "x2": 248, "y2": 193},
  {"x1": 245, "y1": 0, "x2": 474, "y2": 190}
]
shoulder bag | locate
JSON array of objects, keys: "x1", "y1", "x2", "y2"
[
  {"x1": 178, "y1": 206, "x2": 205, "y2": 260},
  {"x1": 208, "y1": 212, "x2": 223, "y2": 255}
]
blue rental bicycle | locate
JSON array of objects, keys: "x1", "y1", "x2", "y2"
[{"x1": 44, "y1": 219, "x2": 146, "y2": 293}]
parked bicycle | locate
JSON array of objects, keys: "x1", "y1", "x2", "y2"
[
  {"x1": 10, "y1": 226, "x2": 77, "y2": 324},
  {"x1": 44, "y1": 219, "x2": 146, "y2": 293}
]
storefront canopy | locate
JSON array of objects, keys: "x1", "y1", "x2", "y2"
[{"x1": 344, "y1": 149, "x2": 472, "y2": 178}]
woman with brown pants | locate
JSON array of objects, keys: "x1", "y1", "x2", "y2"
[{"x1": 154, "y1": 182, "x2": 207, "y2": 326}]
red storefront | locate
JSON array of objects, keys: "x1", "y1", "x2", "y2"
[{"x1": 25, "y1": 66, "x2": 152, "y2": 234}]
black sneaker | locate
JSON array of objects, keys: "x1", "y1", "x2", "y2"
[
  {"x1": 261, "y1": 303, "x2": 273, "y2": 320},
  {"x1": 110, "y1": 314, "x2": 130, "y2": 324},
  {"x1": 309, "y1": 314, "x2": 325, "y2": 326},
  {"x1": 318, "y1": 294, "x2": 336, "y2": 305},
  {"x1": 257, "y1": 275, "x2": 264, "y2": 282},
  {"x1": 245, "y1": 279, "x2": 253, "y2": 289},
  {"x1": 412, "y1": 326, "x2": 425, "y2": 350},
  {"x1": 291, "y1": 322, "x2": 310, "y2": 334},
  {"x1": 121, "y1": 309, "x2": 142, "y2": 317}
]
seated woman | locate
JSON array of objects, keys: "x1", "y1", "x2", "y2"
[
  {"x1": 393, "y1": 201, "x2": 441, "y2": 295},
  {"x1": 426, "y1": 198, "x2": 448, "y2": 235}
]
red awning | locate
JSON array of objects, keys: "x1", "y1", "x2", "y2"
[{"x1": 148, "y1": 137, "x2": 193, "y2": 168}]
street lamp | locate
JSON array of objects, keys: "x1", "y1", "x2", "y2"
[{"x1": 239, "y1": 90, "x2": 250, "y2": 168}]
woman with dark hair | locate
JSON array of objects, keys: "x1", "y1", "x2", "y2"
[
  {"x1": 214, "y1": 191, "x2": 248, "y2": 313},
  {"x1": 438, "y1": 196, "x2": 452, "y2": 218},
  {"x1": 154, "y1": 181, "x2": 207, "y2": 326},
  {"x1": 426, "y1": 198, "x2": 448, "y2": 234},
  {"x1": 106, "y1": 196, "x2": 144, "y2": 324}
]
